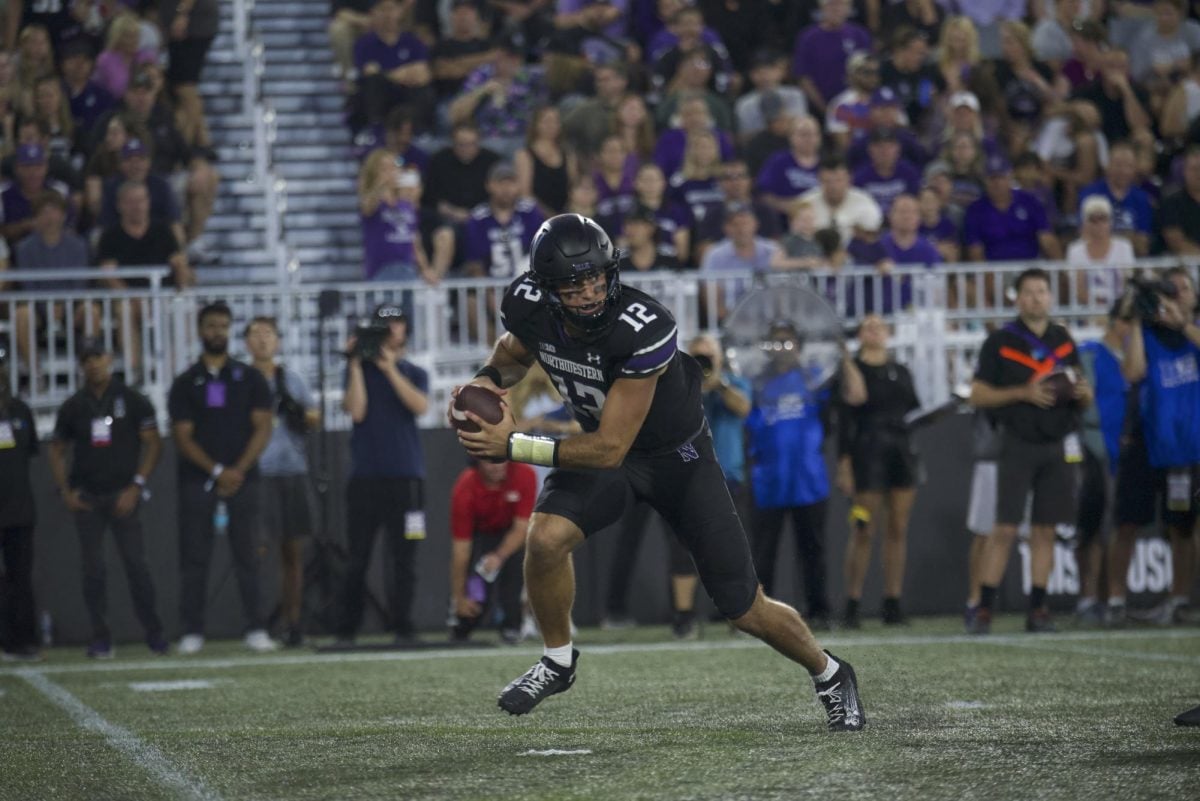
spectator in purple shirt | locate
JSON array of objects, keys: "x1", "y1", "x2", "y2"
[
  {"x1": 592, "y1": 134, "x2": 638, "y2": 235},
  {"x1": 669, "y1": 129, "x2": 726, "y2": 255},
  {"x1": 94, "y1": 13, "x2": 157, "y2": 101},
  {"x1": 353, "y1": 0, "x2": 434, "y2": 128},
  {"x1": 632, "y1": 161, "x2": 690, "y2": 263},
  {"x1": 792, "y1": 0, "x2": 871, "y2": 116},
  {"x1": 651, "y1": 6, "x2": 735, "y2": 100},
  {"x1": 755, "y1": 115, "x2": 822, "y2": 218},
  {"x1": 0, "y1": 144, "x2": 71, "y2": 252},
  {"x1": 450, "y1": 34, "x2": 546, "y2": 156},
  {"x1": 853, "y1": 128, "x2": 920, "y2": 216},
  {"x1": 652, "y1": 93, "x2": 735, "y2": 178},
  {"x1": 844, "y1": 88, "x2": 928, "y2": 170},
  {"x1": 60, "y1": 40, "x2": 115, "y2": 140},
  {"x1": 646, "y1": 1, "x2": 725, "y2": 63},
  {"x1": 358, "y1": 148, "x2": 435, "y2": 285},
  {"x1": 918, "y1": 185, "x2": 960, "y2": 262},
  {"x1": 882, "y1": 194, "x2": 942, "y2": 267},
  {"x1": 963, "y1": 154, "x2": 1061, "y2": 263},
  {"x1": 461, "y1": 161, "x2": 546, "y2": 278},
  {"x1": 1077, "y1": 141, "x2": 1153, "y2": 257}
]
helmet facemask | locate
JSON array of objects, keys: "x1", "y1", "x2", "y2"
[{"x1": 537, "y1": 258, "x2": 623, "y2": 335}]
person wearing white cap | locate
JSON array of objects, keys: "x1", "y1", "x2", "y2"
[{"x1": 1067, "y1": 194, "x2": 1134, "y2": 309}]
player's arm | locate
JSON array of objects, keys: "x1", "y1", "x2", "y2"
[
  {"x1": 491, "y1": 515, "x2": 529, "y2": 563},
  {"x1": 474, "y1": 332, "x2": 536, "y2": 390}
]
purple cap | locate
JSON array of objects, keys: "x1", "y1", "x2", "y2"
[
  {"x1": 121, "y1": 137, "x2": 148, "y2": 159},
  {"x1": 870, "y1": 87, "x2": 900, "y2": 108},
  {"x1": 16, "y1": 143, "x2": 46, "y2": 166},
  {"x1": 985, "y1": 153, "x2": 1011, "y2": 177}
]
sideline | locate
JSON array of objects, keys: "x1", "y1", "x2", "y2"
[
  {"x1": 17, "y1": 670, "x2": 223, "y2": 801},
  {"x1": 3, "y1": 627, "x2": 1196, "y2": 677}
]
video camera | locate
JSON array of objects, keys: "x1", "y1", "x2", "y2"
[
  {"x1": 692, "y1": 353, "x2": 714, "y2": 376},
  {"x1": 349, "y1": 303, "x2": 406, "y2": 362},
  {"x1": 1122, "y1": 274, "x2": 1179, "y2": 321}
]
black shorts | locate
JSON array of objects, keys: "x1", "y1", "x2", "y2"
[
  {"x1": 260, "y1": 474, "x2": 316, "y2": 541},
  {"x1": 534, "y1": 429, "x2": 758, "y2": 618},
  {"x1": 167, "y1": 36, "x2": 215, "y2": 85},
  {"x1": 1115, "y1": 437, "x2": 1200, "y2": 532},
  {"x1": 995, "y1": 434, "x2": 1079, "y2": 527},
  {"x1": 1076, "y1": 448, "x2": 1112, "y2": 546},
  {"x1": 850, "y1": 430, "x2": 919, "y2": 491}
]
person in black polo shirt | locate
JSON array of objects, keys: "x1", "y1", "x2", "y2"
[
  {"x1": 47, "y1": 339, "x2": 167, "y2": 659},
  {"x1": 0, "y1": 367, "x2": 40, "y2": 662},
  {"x1": 969, "y1": 268, "x2": 1094, "y2": 634},
  {"x1": 168, "y1": 302, "x2": 274, "y2": 655},
  {"x1": 336, "y1": 303, "x2": 429, "y2": 646}
]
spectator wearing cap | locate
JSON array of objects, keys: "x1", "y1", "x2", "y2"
[
  {"x1": 845, "y1": 88, "x2": 928, "y2": 171},
  {"x1": 1031, "y1": 0, "x2": 1083, "y2": 66},
  {"x1": 755, "y1": 115, "x2": 822, "y2": 220},
  {"x1": 48, "y1": 340, "x2": 167, "y2": 659},
  {"x1": 963, "y1": 153, "x2": 1060, "y2": 264},
  {"x1": 742, "y1": 92, "x2": 792, "y2": 181},
  {"x1": 98, "y1": 137, "x2": 184, "y2": 242},
  {"x1": 1160, "y1": 144, "x2": 1200, "y2": 256},
  {"x1": 622, "y1": 208, "x2": 682, "y2": 271},
  {"x1": 651, "y1": 93, "x2": 735, "y2": 179},
  {"x1": 630, "y1": 161, "x2": 690, "y2": 264},
  {"x1": 825, "y1": 52, "x2": 882, "y2": 152},
  {"x1": 159, "y1": 0, "x2": 221, "y2": 153},
  {"x1": 735, "y1": 50, "x2": 808, "y2": 145},
  {"x1": 791, "y1": 0, "x2": 871, "y2": 116},
  {"x1": 1069, "y1": 49, "x2": 1152, "y2": 145},
  {"x1": 0, "y1": 366, "x2": 40, "y2": 662},
  {"x1": 94, "y1": 12, "x2": 158, "y2": 101},
  {"x1": 701, "y1": 202, "x2": 780, "y2": 320},
  {"x1": 352, "y1": 0, "x2": 434, "y2": 129},
  {"x1": 881, "y1": 26, "x2": 945, "y2": 133},
  {"x1": 60, "y1": 40, "x2": 116, "y2": 139},
  {"x1": 853, "y1": 128, "x2": 921, "y2": 215},
  {"x1": 89, "y1": 66, "x2": 219, "y2": 264},
  {"x1": 358, "y1": 148, "x2": 435, "y2": 298},
  {"x1": 169, "y1": 301, "x2": 276, "y2": 655},
  {"x1": 561, "y1": 62, "x2": 628, "y2": 168},
  {"x1": 8, "y1": 190, "x2": 96, "y2": 366},
  {"x1": 449, "y1": 34, "x2": 546, "y2": 158},
  {"x1": 940, "y1": 91, "x2": 1004, "y2": 160},
  {"x1": 1077, "y1": 141, "x2": 1154, "y2": 256},
  {"x1": 430, "y1": 0, "x2": 495, "y2": 103},
  {"x1": 0, "y1": 143, "x2": 70, "y2": 251},
  {"x1": 2, "y1": 118, "x2": 85, "y2": 205},
  {"x1": 1067, "y1": 194, "x2": 1135, "y2": 307},
  {"x1": 421, "y1": 123, "x2": 500, "y2": 227},
  {"x1": 339, "y1": 303, "x2": 429, "y2": 646},
  {"x1": 462, "y1": 160, "x2": 546, "y2": 278},
  {"x1": 797, "y1": 155, "x2": 883, "y2": 247}
]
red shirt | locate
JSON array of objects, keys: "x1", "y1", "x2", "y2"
[{"x1": 450, "y1": 463, "x2": 538, "y2": 540}]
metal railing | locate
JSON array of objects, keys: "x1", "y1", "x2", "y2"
[{"x1": 7, "y1": 258, "x2": 1183, "y2": 433}]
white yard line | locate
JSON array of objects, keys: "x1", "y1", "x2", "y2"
[
  {"x1": 1, "y1": 628, "x2": 1195, "y2": 678},
  {"x1": 985, "y1": 637, "x2": 1200, "y2": 666},
  {"x1": 18, "y1": 670, "x2": 223, "y2": 801},
  {"x1": 520, "y1": 749, "x2": 594, "y2": 756}
]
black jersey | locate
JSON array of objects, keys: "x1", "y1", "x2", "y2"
[{"x1": 500, "y1": 275, "x2": 704, "y2": 455}]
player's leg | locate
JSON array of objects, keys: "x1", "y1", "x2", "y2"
[
  {"x1": 1074, "y1": 450, "x2": 1107, "y2": 624},
  {"x1": 965, "y1": 460, "x2": 997, "y2": 630},
  {"x1": 750, "y1": 505, "x2": 786, "y2": 597},
  {"x1": 790, "y1": 501, "x2": 831, "y2": 627},
  {"x1": 977, "y1": 439, "x2": 1040, "y2": 631},
  {"x1": 665, "y1": 531, "x2": 699, "y2": 639},
  {"x1": 498, "y1": 468, "x2": 627, "y2": 715},
  {"x1": 882, "y1": 487, "x2": 916, "y2": 623}
]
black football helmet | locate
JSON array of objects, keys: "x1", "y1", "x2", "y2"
[{"x1": 528, "y1": 214, "x2": 623, "y2": 333}]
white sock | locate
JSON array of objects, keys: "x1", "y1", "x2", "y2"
[
  {"x1": 812, "y1": 655, "x2": 839, "y2": 684},
  {"x1": 1076, "y1": 596, "x2": 1097, "y2": 612},
  {"x1": 543, "y1": 643, "x2": 574, "y2": 669},
  {"x1": 1108, "y1": 597, "x2": 1126, "y2": 608}
]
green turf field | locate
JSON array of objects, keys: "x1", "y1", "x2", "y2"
[{"x1": 2, "y1": 618, "x2": 1197, "y2": 801}]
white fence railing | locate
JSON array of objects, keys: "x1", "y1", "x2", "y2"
[{"x1": 2, "y1": 259, "x2": 1194, "y2": 432}]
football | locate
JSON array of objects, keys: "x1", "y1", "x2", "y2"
[
  {"x1": 1043, "y1": 369, "x2": 1077, "y2": 406},
  {"x1": 451, "y1": 385, "x2": 505, "y2": 433}
]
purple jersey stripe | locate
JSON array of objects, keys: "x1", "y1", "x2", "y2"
[{"x1": 623, "y1": 339, "x2": 676, "y2": 374}]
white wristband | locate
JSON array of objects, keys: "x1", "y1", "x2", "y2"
[{"x1": 211, "y1": 464, "x2": 224, "y2": 478}]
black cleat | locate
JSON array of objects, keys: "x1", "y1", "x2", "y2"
[
  {"x1": 814, "y1": 650, "x2": 866, "y2": 731},
  {"x1": 1174, "y1": 703, "x2": 1200, "y2": 726},
  {"x1": 498, "y1": 650, "x2": 578, "y2": 715},
  {"x1": 1025, "y1": 607, "x2": 1056, "y2": 633},
  {"x1": 966, "y1": 606, "x2": 991, "y2": 635}
]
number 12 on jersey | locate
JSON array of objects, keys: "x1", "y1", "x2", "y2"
[
  {"x1": 619, "y1": 303, "x2": 658, "y2": 331},
  {"x1": 548, "y1": 374, "x2": 606, "y2": 422}
]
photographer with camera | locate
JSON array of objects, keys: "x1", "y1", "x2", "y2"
[
  {"x1": 246, "y1": 317, "x2": 320, "y2": 647},
  {"x1": 968, "y1": 268, "x2": 1093, "y2": 635},
  {"x1": 1110, "y1": 267, "x2": 1200, "y2": 625},
  {"x1": 336, "y1": 303, "x2": 429, "y2": 646}
]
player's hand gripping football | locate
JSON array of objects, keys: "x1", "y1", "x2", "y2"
[{"x1": 449, "y1": 382, "x2": 517, "y2": 462}]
